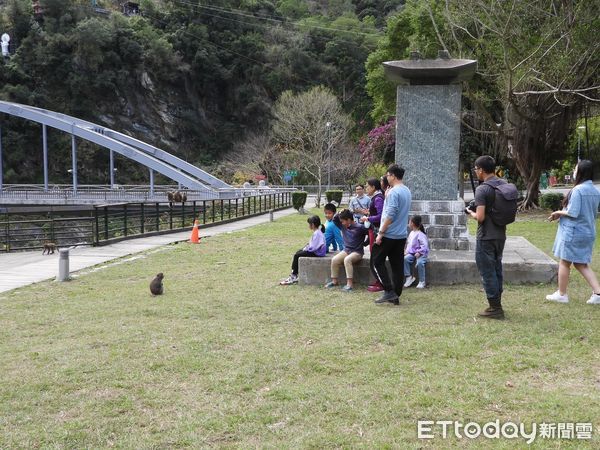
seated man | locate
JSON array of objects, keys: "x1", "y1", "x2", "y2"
[
  {"x1": 348, "y1": 184, "x2": 371, "y2": 223},
  {"x1": 324, "y1": 209, "x2": 368, "y2": 292}
]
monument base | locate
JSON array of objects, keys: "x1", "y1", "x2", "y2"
[
  {"x1": 410, "y1": 200, "x2": 471, "y2": 251},
  {"x1": 298, "y1": 236, "x2": 557, "y2": 286}
]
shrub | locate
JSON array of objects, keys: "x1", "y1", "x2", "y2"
[
  {"x1": 292, "y1": 191, "x2": 308, "y2": 211},
  {"x1": 358, "y1": 119, "x2": 396, "y2": 164},
  {"x1": 325, "y1": 190, "x2": 343, "y2": 204},
  {"x1": 539, "y1": 192, "x2": 564, "y2": 210}
]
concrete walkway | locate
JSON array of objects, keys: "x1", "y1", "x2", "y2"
[{"x1": 0, "y1": 209, "x2": 297, "y2": 293}]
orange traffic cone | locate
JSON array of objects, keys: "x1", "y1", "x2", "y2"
[{"x1": 190, "y1": 219, "x2": 200, "y2": 243}]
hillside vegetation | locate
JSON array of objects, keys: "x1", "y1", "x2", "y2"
[{"x1": 0, "y1": 0, "x2": 400, "y2": 184}]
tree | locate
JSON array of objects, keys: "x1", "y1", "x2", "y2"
[
  {"x1": 272, "y1": 86, "x2": 352, "y2": 205},
  {"x1": 224, "y1": 132, "x2": 288, "y2": 185},
  {"x1": 358, "y1": 117, "x2": 395, "y2": 164},
  {"x1": 443, "y1": 0, "x2": 599, "y2": 209},
  {"x1": 366, "y1": 0, "x2": 599, "y2": 208}
]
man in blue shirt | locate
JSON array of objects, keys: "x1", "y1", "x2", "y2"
[{"x1": 371, "y1": 164, "x2": 412, "y2": 305}]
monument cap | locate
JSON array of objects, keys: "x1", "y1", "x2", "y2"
[{"x1": 383, "y1": 51, "x2": 477, "y2": 85}]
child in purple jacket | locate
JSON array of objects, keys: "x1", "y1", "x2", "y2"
[
  {"x1": 280, "y1": 215, "x2": 326, "y2": 285},
  {"x1": 403, "y1": 215, "x2": 429, "y2": 289}
]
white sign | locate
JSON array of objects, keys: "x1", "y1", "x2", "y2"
[{"x1": 1, "y1": 33, "x2": 9, "y2": 57}]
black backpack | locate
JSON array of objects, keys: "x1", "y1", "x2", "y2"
[{"x1": 483, "y1": 180, "x2": 519, "y2": 226}]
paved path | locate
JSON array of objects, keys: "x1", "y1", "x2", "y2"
[{"x1": 0, "y1": 209, "x2": 297, "y2": 293}]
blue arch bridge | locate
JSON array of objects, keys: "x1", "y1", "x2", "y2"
[
  {"x1": 0, "y1": 100, "x2": 294, "y2": 204},
  {"x1": 0, "y1": 101, "x2": 295, "y2": 252}
]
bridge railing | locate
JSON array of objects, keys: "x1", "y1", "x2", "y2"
[
  {"x1": 0, "y1": 192, "x2": 293, "y2": 252},
  {"x1": 0, "y1": 184, "x2": 296, "y2": 203},
  {"x1": 93, "y1": 192, "x2": 292, "y2": 243}
]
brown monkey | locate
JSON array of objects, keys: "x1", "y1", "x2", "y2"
[
  {"x1": 168, "y1": 191, "x2": 186, "y2": 204},
  {"x1": 150, "y1": 273, "x2": 164, "y2": 295},
  {"x1": 42, "y1": 242, "x2": 57, "y2": 255}
]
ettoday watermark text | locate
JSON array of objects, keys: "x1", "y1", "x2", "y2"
[{"x1": 417, "y1": 420, "x2": 594, "y2": 444}]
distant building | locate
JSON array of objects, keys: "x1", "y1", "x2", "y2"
[
  {"x1": 122, "y1": 1, "x2": 140, "y2": 16},
  {"x1": 32, "y1": 0, "x2": 44, "y2": 18}
]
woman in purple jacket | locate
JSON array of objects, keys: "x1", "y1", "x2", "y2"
[
  {"x1": 280, "y1": 215, "x2": 326, "y2": 285},
  {"x1": 360, "y1": 178, "x2": 385, "y2": 292}
]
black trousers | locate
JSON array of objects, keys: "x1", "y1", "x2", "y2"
[
  {"x1": 291, "y1": 250, "x2": 317, "y2": 275},
  {"x1": 371, "y1": 237, "x2": 406, "y2": 296}
]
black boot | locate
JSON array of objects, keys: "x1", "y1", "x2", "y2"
[{"x1": 478, "y1": 298, "x2": 504, "y2": 319}]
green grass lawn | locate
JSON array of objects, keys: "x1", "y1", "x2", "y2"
[{"x1": 0, "y1": 210, "x2": 598, "y2": 448}]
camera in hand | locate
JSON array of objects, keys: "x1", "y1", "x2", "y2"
[{"x1": 465, "y1": 200, "x2": 476, "y2": 214}]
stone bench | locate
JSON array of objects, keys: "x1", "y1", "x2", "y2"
[{"x1": 298, "y1": 236, "x2": 557, "y2": 286}]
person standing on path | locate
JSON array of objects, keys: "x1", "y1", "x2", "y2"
[
  {"x1": 466, "y1": 155, "x2": 507, "y2": 319},
  {"x1": 546, "y1": 159, "x2": 600, "y2": 305},
  {"x1": 371, "y1": 164, "x2": 411, "y2": 305}
]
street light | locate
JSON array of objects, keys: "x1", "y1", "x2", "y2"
[
  {"x1": 326, "y1": 121, "x2": 332, "y2": 190},
  {"x1": 577, "y1": 125, "x2": 586, "y2": 161}
]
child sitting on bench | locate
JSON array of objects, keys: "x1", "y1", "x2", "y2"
[
  {"x1": 403, "y1": 215, "x2": 429, "y2": 289},
  {"x1": 324, "y1": 209, "x2": 368, "y2": 292},
  {"x1": 280, "y1": 215, "x2": 326, "y2": 285}
]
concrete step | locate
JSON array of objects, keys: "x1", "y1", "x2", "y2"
[{"x1": 298, "y1": 236, "x2": 557, "y2": 286}]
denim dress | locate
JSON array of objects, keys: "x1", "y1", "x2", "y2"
[{"x1": 552, "y1": 180, "x2": 600, "y2": 263}]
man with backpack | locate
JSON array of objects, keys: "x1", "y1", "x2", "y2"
[{"x1": 466, "y1": 155, "x2": 518, "y2": 320}]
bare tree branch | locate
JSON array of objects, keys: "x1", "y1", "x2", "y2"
[{"x1": 427, "y1": 3, "x2": 448, "y2": 53}]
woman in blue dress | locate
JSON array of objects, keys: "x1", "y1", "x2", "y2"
[{"x1": 547, "y1": 160, "x2": 600, "y2": 305}]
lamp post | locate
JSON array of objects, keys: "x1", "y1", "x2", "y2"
[
  {"x1": 71, "y1": 135, "x2": 77, "y2": 194},
  {"x1": 326, "y1": 121, "x2": 332, "y2": 190},
  {"x1": 109, "y1": 149, "x2": 115, "y2": 188},
  {"x1": 0, "y1": 125, "x2": 3, "y2": 192},
  {"x1": 577, "y1": 125, "x2": 586, "y2": 161}
]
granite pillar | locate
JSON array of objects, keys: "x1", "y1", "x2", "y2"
[
  {"x1": 384, "y1": 52, "x2": 477, "y2": 250},
  {"x1": 395, "y1": 85, "x2": 461, "y2": 201}
]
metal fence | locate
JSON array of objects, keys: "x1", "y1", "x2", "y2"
[
  {"x1": 0, "y1": 184, "x2": 297, "y2": 204},
  {"x1": 0, "y1": 215, "x2": 95, "y2": 252},
  {"x1": 0, "y1": 192, "x2": 292, "y2": 252}
]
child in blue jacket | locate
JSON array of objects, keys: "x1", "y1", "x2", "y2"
[{"x1": 324, "y1": 203, "x2": 344, "y2": 252}]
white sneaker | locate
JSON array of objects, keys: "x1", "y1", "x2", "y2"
[
  {"x1": 279, "y1": 274, "x2": 298, "y2": 285},
  {"x1": 546, "y1": 290, "x2": 569, "y2": 303},
  {"x1": 416, "y1": 281, "x2": 426, "y2": 289},
  {"x1": 586, "y1": 293, "x2": 600, "y2": 304},
  {"x1": 403, "y1": 276, "x2": 415, "y2": 288}
]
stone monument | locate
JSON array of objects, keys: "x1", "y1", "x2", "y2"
[
  {"x1": 384, "y1": 50, "x2": 477, "y2": 250},
  {"x1": 296, "y1": 51, "x2": 557, "y2": 286}
]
